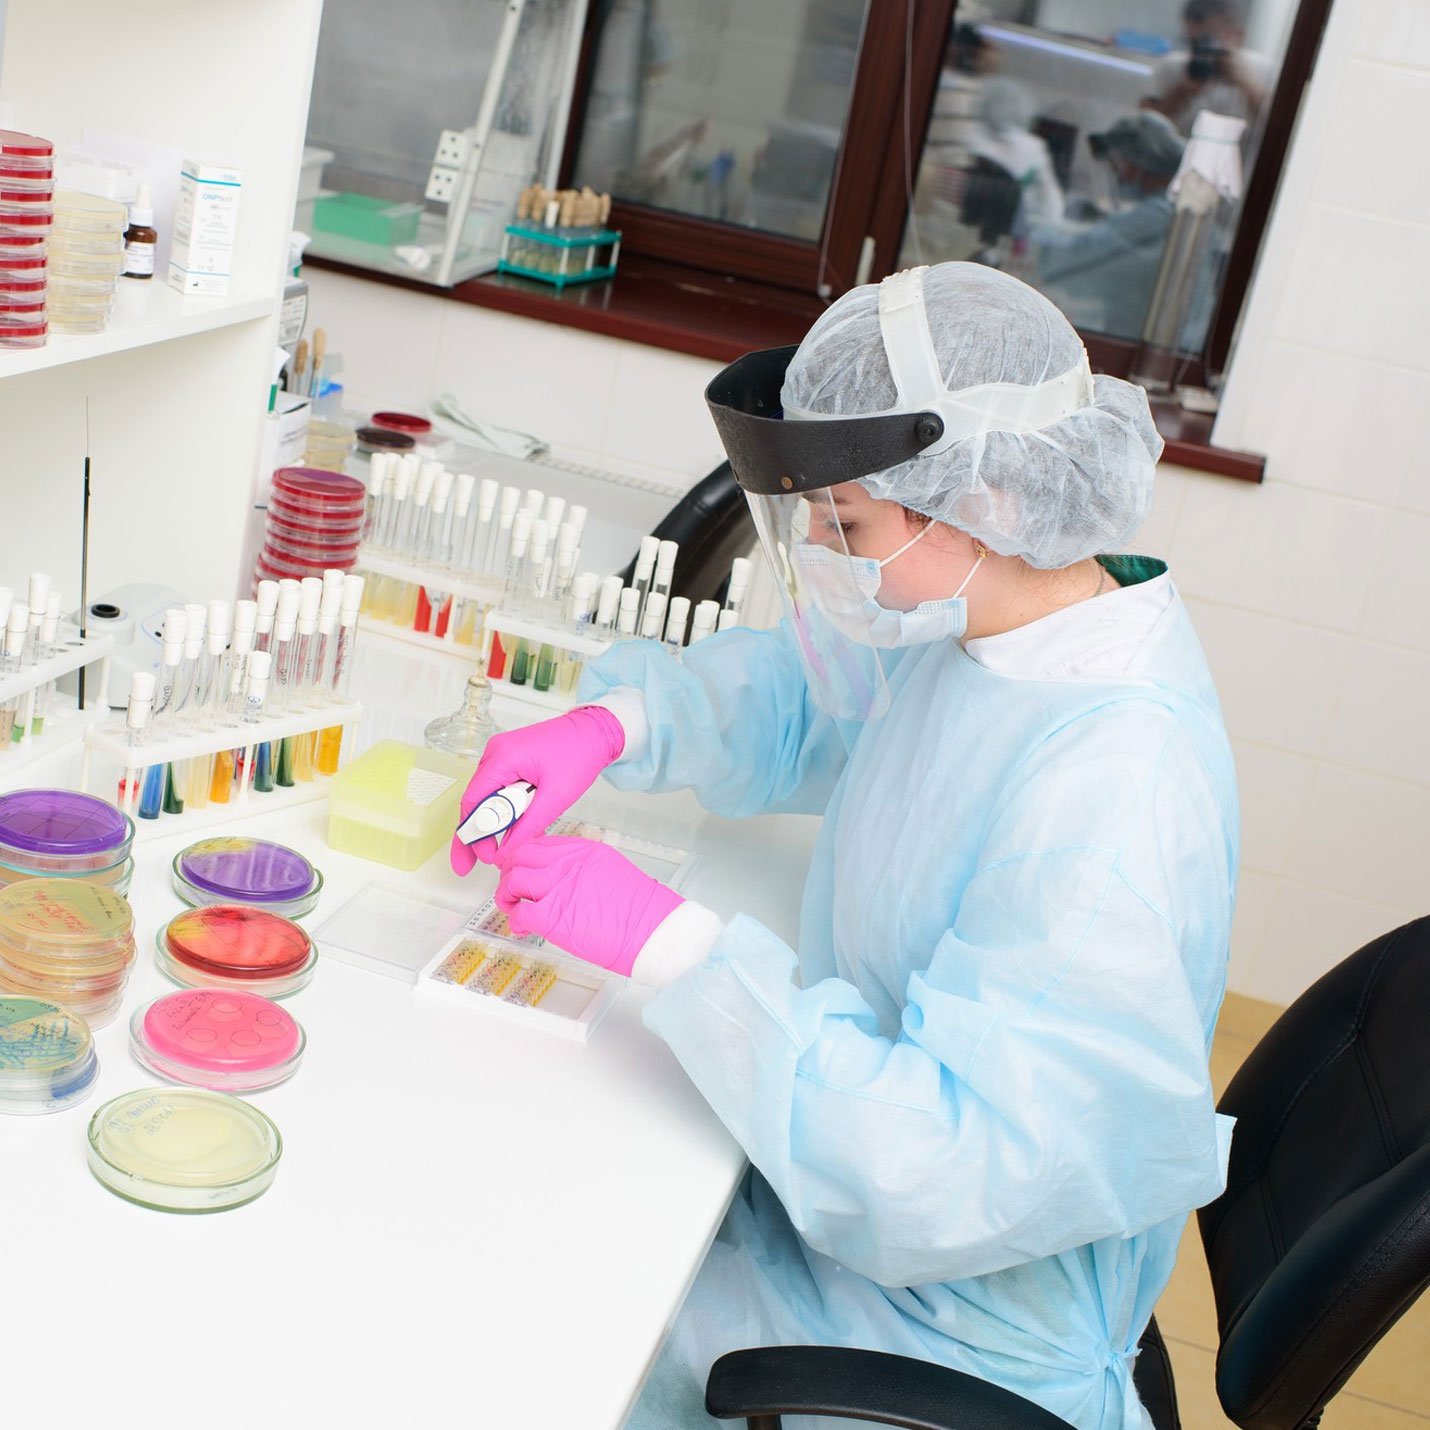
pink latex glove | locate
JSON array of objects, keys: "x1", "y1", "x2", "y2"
[
  {"x1": 450, "y1": 705, "x2": 625, "y2": 875},
  {"x1": 495, "y1": 835, "x2": 683, "y2": 977}
]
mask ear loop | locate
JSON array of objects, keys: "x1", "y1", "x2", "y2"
[
  {"x1": 953, "y1": 540, "x2": 990, "y2": 598},
  {"x1": 875, "y1": 519, "x2": 937, "y2": 571}
]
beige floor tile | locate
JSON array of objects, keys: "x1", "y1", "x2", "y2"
[
  {"x1": 1160, "y1": 1336, "x2": 1430, "y2": 1429},
  {"x1": 1217, "y1": 992, "x2": 1285, "y2": 1046},
  {"x1": 1343, "y1": 1292, "x2": 1430, "y2": 1416},
  {"x1": 1209, "y1": 1036, "x2": 1256, "y2": 1102},
  {"x1": 1152, "y1": 1218, "x2": 1220, "y2": 1353}
]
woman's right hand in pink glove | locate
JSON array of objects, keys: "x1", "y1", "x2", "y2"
[{"x1": 450, "y1": 705, "x2": 626, "y2": 875}]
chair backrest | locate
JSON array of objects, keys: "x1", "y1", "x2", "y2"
[
  {"x1": 1197, "y1": 916, "x2": 1430, "y2": 1429},
  {"x1": 621, "y1": 460, "x2": 755, "y2": 607},
  {"x1": 959, "y1": 157, "x2": 1023, "y2": 245}
]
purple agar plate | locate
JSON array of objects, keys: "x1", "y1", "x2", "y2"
[
  {"x1": 171, "y1": 837, "x2": 322, "y2": 919},
  {"x1": 0, "y1": 789, "x2": 134, "y2": 872}
]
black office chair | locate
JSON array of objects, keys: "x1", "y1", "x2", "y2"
[
  {"x1": 705, "y1": 916, "x2": 1430, "y2": 1429},
  {"x1": 623, "y1": 460, "x2": 755, "y2": 608},
  {"x1": 959, "y1": 156, "x2": 1024, "y2": 260}
]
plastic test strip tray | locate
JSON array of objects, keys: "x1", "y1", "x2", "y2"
[{"x1": 416, "y1": 817, "x2": 694, "y2": 1042}]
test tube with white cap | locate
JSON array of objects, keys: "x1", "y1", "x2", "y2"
[
  {"x1": 689, "y1": 599, "x2": 720, "y2": 645},
  {"x1": 594, "y1": 574, "x2": 623, "y2": 635},
  {"x1": 639, "y1": 591, "x2": 668, "y2": 642},
  {"x1": 118, "y1": 671, "x2": 155, "y2": 814},
  {"x1": 724, "y1": 557, "x2": 751, "y2": 619},
  {"x1": 632, "y1": 535, "x2": 659, "y2": 631},
  {"x1": 28, "y1": 594, "x2": 62, "y2": 737},
  {"x1": 617, "y1": 587, "x2": 640, "y2": 636},
  {"x1": 663, "y1": 596, "x2": 690, "y2": 657}
]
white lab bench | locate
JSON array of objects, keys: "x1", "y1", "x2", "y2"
[{"x1": 0, "y1": 771, "x2": 820, "y2": 1428}]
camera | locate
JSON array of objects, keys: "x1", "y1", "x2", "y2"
[{"x1": 1188, "y1": 36, "x2": 1229, "y2": 82}]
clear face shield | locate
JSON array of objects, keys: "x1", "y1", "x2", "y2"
[{"x1": 746, "y1": 486, "x2": 894, "y2": 723}]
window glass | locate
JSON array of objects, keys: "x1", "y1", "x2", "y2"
[
  {"x1": 571, "y1": 0, "x2": 869, "y2": 241},
  {"x1": 901, "y1": 1, "x2": 1298, "y2": 356}
]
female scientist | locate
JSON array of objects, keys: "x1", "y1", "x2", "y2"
[{"x1": 451, "y1": 261, "x2": 1238, "y2": 1430}]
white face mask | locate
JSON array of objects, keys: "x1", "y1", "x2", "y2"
[{"x1": 793, "y1": 524, "x2": 987, "y2": 648}]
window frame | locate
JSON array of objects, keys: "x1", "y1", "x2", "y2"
[{"x1": 556, "y1": 0, "x2": 1336, "y2": 384}]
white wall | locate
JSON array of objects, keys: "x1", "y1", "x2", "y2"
[{"x1": 308, "y1": 0, "x2": 1428, "y2": 1008}]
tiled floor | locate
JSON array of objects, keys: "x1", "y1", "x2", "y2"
[{"x1": 1157, "y1": 993, "x2": 1430, "y2": 1428}]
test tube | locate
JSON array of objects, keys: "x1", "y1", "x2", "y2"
[
  {"x1": 617, "y1": 587, "x2": 640, "y2": 636},
  {"x1": 363, "y1": 452, "x2": 390, "y2": 546},
  {"x1": 468, "y1": 478, "x2": 498, "y2": 574},
  {"x1": 724, "y1": 557, "x2": 752, "y2": 619},
  {"x1": 543, "y1": 494, "x2": 566, "y2": 536},
  {"x1": 254, "y1": 581, "x2": 280, "y2": 655},
  {"x1": 631, "y1": 536, "x2": 659, "y2": 632},
  {"x1": 594, "y1": 575, "x2": 623, "y2": 636},
  {"x1": 118, "y1": 672, "x2": 155, "y2": 814},
  {"x1": 652, "y1": 540, "x2": 679, "y2": 608},
  {"x1": 559, "y1": 572, "x2": 599, "y2": 694},
  {"x1": 639, "y1": 591, "x2": 667, "y2": 642},
  {"x1": 449, "y1": 473, "x2": 475, "y2": 571},
  {"x1": 567, "y1": 505, "x2": 589, "y2": 542},
  {"x1": 663, "y1": 596, "x2": 690, "y2": 656},
  {"x1": 224, "y1": 601, "x2": 258, "y2": 727},
  {"x1": 244, "y1": 650, "x2": 275, "y2": 794},
  {"x1": 409, "y1": 461, "x2": 438, "y2": 561},
  {"x1": 27, "y1": 599, "x2": 60, "y2": 736},
  {"x1": 487, "y1": 484, "x2": 522, "y2": 578},
  {"x1": 522, "y1": 488, "x2": 545, "y2": 518},
  {"x1": 689, "y1": 599, "x2": 720, "y2": 645},
  {"x1": 0, "y1": 604, "x2": 28, "y2": 750},
  {"x1": 717, "y1": 608, "x2": 739, "y2": 633},
  {"x1": 139, "y1": 608, "x2": 187, "y2": 820}
]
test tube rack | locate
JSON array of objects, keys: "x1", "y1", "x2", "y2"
[
  {"x1": 355, "y1": 547, "x2": 502, "y2": 650},
  {"x1": 79, "y1": 698, "x2": 363, "y2": 840},
  {"x1": 0, "y1": 627, "x2": 116, "y2": 784},
  {"x1": 483, "y1": 608, "x2": 616, "y2": 714}
]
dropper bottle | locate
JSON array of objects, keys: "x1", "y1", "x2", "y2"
[{"x1": 424, "y1": 659, "x2": 502, "y2": 760}]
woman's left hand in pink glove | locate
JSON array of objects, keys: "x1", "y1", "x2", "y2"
[{"x1": 495, "y1": 835, "x2": 684, "y2": 978}]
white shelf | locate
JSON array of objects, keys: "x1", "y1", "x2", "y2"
[{"x1": 0, "y1": 282, "x2": 274, "y2": 378}]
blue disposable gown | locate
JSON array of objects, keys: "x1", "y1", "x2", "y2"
[{"x1": 580, "y1": 563, "x2": 1238, "y2": 1430}]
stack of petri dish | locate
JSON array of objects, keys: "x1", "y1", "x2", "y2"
[
  {"x1": 255, "y1": 466, "x2": 366, "y2": 587},
  {"x1": 0, "y1": 788, "x2": 136, "y2": 894},
  {"x1": 0, "y1": 878, "x2": 137, "y2": 1026},
  {"x1": 155, "y1": 904, "x2": 318, "y2": 999},
  {"x1": 48, "y1": 190, "x2": 126, "y2": 335},
  {"x1": 0, "y1": 129, "x2": 54, "y2": 351},
  {"x1": 0, "y1": 995, "x2": 100, "y2": 1114}
]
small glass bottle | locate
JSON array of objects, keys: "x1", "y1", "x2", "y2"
[
  {"x1": 424, "y1": 662, "x2": 502, "y2": 760},
  {"x1": 123, "y1": 184, "x2": 159, "y2": 280}
]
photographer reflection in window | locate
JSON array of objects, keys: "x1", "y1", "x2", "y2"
[
  {"x1": 1147, "y1": 0, "x2": 1269, "y2": 135},
  {"x1": 1032, "y1": 112, "x2": 1185, "y2": 342}
]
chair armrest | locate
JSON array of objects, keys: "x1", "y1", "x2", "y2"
[{"x1": 705, "y1": 1346, "x2": 1074, "y2": 1429}]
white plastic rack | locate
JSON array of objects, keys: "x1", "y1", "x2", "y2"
[{"x1": 0, "y1": 629, "x2": 116, "y2": 783}]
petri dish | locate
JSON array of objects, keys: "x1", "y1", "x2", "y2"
[
  {"x1": 0, "y1": 788, "x2": 135, "y2": 871},
  {"x1": 264, "y1": 532, "x2": 361, "y2": 564},
  {"x1": 272, "y1": 466, "x2": 366, "y2": 507},
  {"x1": 0, "y1": 996, "x2": 98, "y2": 1114},
  {"x1": 355, "y1": 424, "x2": 416, "y2": 453},
  {"x1": 0, "y1": 878, "x2": 134, "y2": 959},
  {"x1": 0, "y1": 320, "x2": 47, "y2": 348},
  {"x1": 86, "y1": 1087, "x2": 282, "y2": 1213},
  {"x1": 0, "y1": 854, "x2": 133, "y2": 894},
  {"x1": 0, "y1": 130, "x2": 54, "y2": 159},
  {"x1": 130, "y1": 989, "x2": 305, "y2": 1092},
  {"x1": 172, "y1": 837, "x2": 322, "y2": 916},
  {"x1": 156, "y1": 904, "x2": 318, "y2": 998},
  {"x1": 369, "y1": 410, "x2": 432, "y2": 438}
]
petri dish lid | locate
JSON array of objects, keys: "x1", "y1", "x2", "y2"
[
  {"x1": 0, "y1": 231, "x2": 47, "y2": 250},
  {"x1": 266, "y1": 513, "x2": 365, "y2": 545},
  {"x1": 0, "y1": 939, "x2": 134, "y2": 986},
  {"x1": 370, "y1": 410, "x2": 432, "y2": 436},
  {"x1": 0, "y1": 183, "x2": 54, "y2": 202},
  {"x1": 161, "y1": 903, "x2": 315, "y2": 978},
  {"x1": 263, "y1": 534, "x2": 361, "y2": 563},
  {"x1": 130, "y1": 989, "x2": 305, "y2": 1092},
  {"x1": 0, "y1": 996, "x2": 99, "y2": 1112},
  {"x1": 0, "y1": 788, "x2": 135, "y2": 862},
  {"x1": 0, "y1": 205, "x2": 53, "y2": 227},
  {"x1": 271, "y1": 466, "x2": 366, "y2": 506},
  {"x1": 174, "y1": 839, "x2": 319, "y2": 908},
  {"x1": 0, "y1": 878, "x2": 134, "y2": 954},
  {"x1": 0, "y1": 297, "x2": 45, "y2": 315},
  {"x1": 87, "y1": 1087, "x2": 282, "y2": 1212},
  {"x1": 355, "y1": 424, "x2": 416, "y2": 452},
  {"x1": 0, "y1": 252, "x2": 47, "y2": 270},
  {"x1": 0, "y1": 319, "x2": 47, "y2": 342},
  {"x1": 0, "y1": 271, "x2": 47, "y2": 293},
  {"x1": 0, "y1": 130, "x2": 54, "y2": 158}
]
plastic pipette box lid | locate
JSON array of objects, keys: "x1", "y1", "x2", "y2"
[
  {"x1": 157, "y1": 901, "x2": 317, "y2": 995},
  {"x1": 272, "y1": 466, "x2": 366, "y2": 508},
  {"x1": 130, "y1": 989, "x2": 306, "y2": 1093},
  {"x1": 0, "y1": 879, "x2": 135, "y2": 958},
  {"x1": 86, "y1": 1087, "x2": 283, "y2": 1213},
  {"x1": 0, "y1": 996, "x2": 99, "y2": 1114},
  {"x1": 0, "y1": 789, "x2": 135, "y2": 870}
]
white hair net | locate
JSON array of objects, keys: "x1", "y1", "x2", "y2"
[{"x1": 781, "y1": 262, "x2": 1163, "y2": 569}]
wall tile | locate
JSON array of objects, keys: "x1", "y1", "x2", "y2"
[
  {"x1": 1271, "y1": 205, "x2": 1430, "y2": 371},
  {"x1": 1352, "y1": 0, "x2": 1430, "y2": 69},
  {"x1": 598, "y1": 342, "x2": 726, "y2": 479},
  {"x1": 1172, "y1": 478, "x2": 1390, "y2": 635},
  {"x1": 1309, "y1": 61, "x2": 1430, "y2": 227},
  {"x1": 305, "y1": 268, "x2": 447, "y2": 414},
  {"x1": 1231, "y1": 740, "x2": 1318, "y2": 873},
  {"x1": 1230, "y1": 342, "x2": 1430, "y2": 508},
  {"x1": 1182, "y1": 600, "x2": 1353, "y2": 755},
  {"x1": 1355, "y1": 509, "x2": 1430, "y2": 651},
  {"x1": 1320, "y1": 641, "x2": 1430, "y2": 784},
  {"x1": 432, "y1": 304, "x2": 622, "y2": 456},
  {"x1": 1286, "y1": 761, "x2": 1430, "y2": 910},
  {"x1": 1133, "y1": 464, "x2": 1189, "y2": 557},
  {"x1": 1249, "y1": 880, "x2": 1419, "y2": 1007},
  {"x1": 1227, "y1": 870, "x2": 1278, "y2": 1002}
]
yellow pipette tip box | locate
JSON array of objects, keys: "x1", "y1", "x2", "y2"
[{"x1": 326, "y1": 740, "x2": 472, "y2": 871}]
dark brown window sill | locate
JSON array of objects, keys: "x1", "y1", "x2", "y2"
[{"x1": 307, "y1": 252, "x2": 1265, "y2": 484}]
